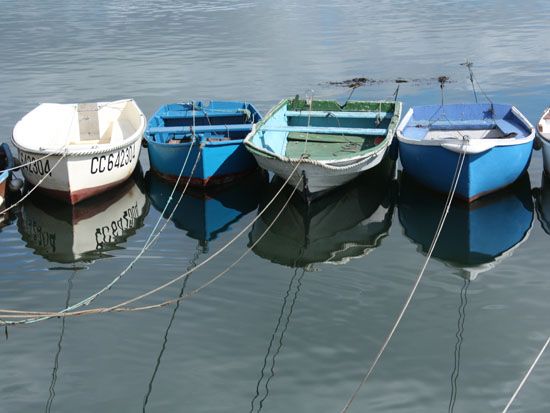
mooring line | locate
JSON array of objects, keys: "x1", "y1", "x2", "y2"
[
  {"x1": 6, "y1": 146, "x2": 201, "y2": 325},
  {"x1": 0, "y1": 151, "x2": 68, "y2": 216},
  {"x1": 340, "y1": 151, "x2": 466, "y2": 413},
  {"x1": 1, "y1": 127, "x2": 199, "y2": 325},
  {"x1": 0, "y1": 161, "x2": 304, "y2": 322},
  {"x1": 501, "y1": 335, "x2": 550, "y2": 413},
  {"x1": 0, "y1": 146, "x2": 66, "y2": 174}
]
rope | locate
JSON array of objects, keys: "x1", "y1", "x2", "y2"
[
  {"x1": 1, "y1": 119, "x2": 199, "y2": 325},
  {"x1": 501, "y1": 335, "x2": 550, "y2": 413},
  {"x1": 0, "y1": 147, "x2": 66, "y2": 174},
  {"x1": 0, "y1": 161, "x2": 305, "y2": 323},
  {"x1": 12, "y1": 144, "x2": 201, "y2": 325},
  {"x1": 0, "y1": 151, "x2": 68, "y2": 215},
  {"x1": 340, "y1": 150, "x2": 466, "y2": 413}
]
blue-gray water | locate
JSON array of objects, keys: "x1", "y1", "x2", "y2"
[{"x1": 1, "y1": 1, "x2": 550, "y2": 412}]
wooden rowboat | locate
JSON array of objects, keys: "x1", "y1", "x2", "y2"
[
  {"x1": 12, "y1": 99, "x2": 146, "y2": 204},
  {"x1": 244, "y1": 97, "x2": 402, "y2": 198}
]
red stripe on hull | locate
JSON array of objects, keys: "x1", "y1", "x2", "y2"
[
  {"x1": 35, "y1": 178, "x2": 131, "y2": 205},
  {"x1": 152, "y1": 168, "x2": 257, "y2": 187},
  {"x1": 0, "y1": 180, "x2": 6, "y2": 202}
]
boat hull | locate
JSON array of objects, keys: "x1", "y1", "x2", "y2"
[
  {"x1": 398, "y1": 141, "x2": 533, "y2": 201},
  {"x1": 17, "y1": 139, "x2": 141, "y2": 204},
  {"x1": 147, "y1": 139, "x2": 257, "y2": 187},
  {"x1": 252, "y1": 148, "x2": 387, "y2": 196}
]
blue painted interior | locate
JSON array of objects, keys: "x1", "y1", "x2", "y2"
[{"x1": 402, "y1": 103, "x2": 531, "y2": 141}]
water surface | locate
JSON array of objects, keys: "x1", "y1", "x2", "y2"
[{"x1": 1, "y1": 1, "x2": 550, "y2": 412}]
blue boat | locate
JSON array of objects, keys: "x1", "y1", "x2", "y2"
[
  {"x1": 144, "y1": 101, "x2": 262, "y2": 186},
  {"x1": 397, "y1": 103, "x2": 534, "y2": 201},
  {"x1": 0, "y1": 143, "x2": 14, "y2": 210},
  {"x1": 398, "y1": 172, "x2": 533, "y2": 279}
]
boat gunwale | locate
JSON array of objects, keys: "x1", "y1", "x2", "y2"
[{"x1": 11, "y1": 99, "x2": 146, "y2": 156}]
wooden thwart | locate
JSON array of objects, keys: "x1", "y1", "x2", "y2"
[
  {"x1": 285, "y1": 110, "x2": 392, "y2": 119},
  {"x1": 77, "y1": 103, "x2": 100, "y2": 141},
  {"x1": 264, "y1": 126, "x2": 387, "y2": 136},
  {"x1": 148, "y1": 124, "x2": 252, "y2": 134}
]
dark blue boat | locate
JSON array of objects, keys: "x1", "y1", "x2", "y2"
[
  {"x1": 397, "y1": 103, "x2": 534, "y2": 201},
  {"x1": 398, "y1": 172, "x2": 533, "y2": 279},
  {"x1": 144, "y1": 101, "x2": 262, "y2": 186}
]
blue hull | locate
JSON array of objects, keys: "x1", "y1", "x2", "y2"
[
  {"x1": 399, "y1": 141, "x2": 533, "y2": 201},
  {"x1": 147, "y1": 139, "x2": 258, "y2": 185}
]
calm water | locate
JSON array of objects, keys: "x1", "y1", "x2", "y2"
[{"x1": 1, "y1": 1, "x2": 550, "y2": 412}]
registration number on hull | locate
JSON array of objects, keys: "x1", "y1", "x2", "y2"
[
  {"x1": 90, "y1": 145, "x2": 136, "y2": 174},
  {"x1": 20, "y1": 152, "x2": 52, "y2": 177}
]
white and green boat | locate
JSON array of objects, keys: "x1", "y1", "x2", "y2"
[{"x1": 244, "y1": 97, "x2": 402, "y2": 197}]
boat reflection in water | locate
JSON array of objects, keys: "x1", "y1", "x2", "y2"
[
  {"x1": 18, "y1": 167, "x2": 150, "y2": 264},
  {"x1": 145, "y1": 169, "x2": 268, "y2": 249},
  {"x1": 398, "y1": 172, "x2": 534, "y2": 279},
  {"x1": 533, "y1": 173, "x2": 550, "y2": 235},
  {"x1": 249, "y1": 159, "x2": 395, "y2": 268}
]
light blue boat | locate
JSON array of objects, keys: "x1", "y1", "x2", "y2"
[
  {"x1": 398, "y1": 172, "x2": 533, "y2": 279},
  {"x1": 144, "y1": 101, "x2": 262, "y2": 186},
  {"x1": 397, "y1": 103, "x2": 534, "y2": 201}
]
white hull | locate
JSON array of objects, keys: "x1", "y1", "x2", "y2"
[
  {"x1": 17, "y1": 139, "x2": 141, "y2": 203},
  {"x1": 253, "y1": 149, "x2": 386, "y2": 195}
]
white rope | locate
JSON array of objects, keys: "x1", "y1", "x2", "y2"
[
  {"x1": 340, "y1": 151, "x2": 466, "y2": 413},
  {"x1": 0, "y1": 151, "x2": 68, "y2": 216},
  {"x1": 0, "y1": 147, "x2": 66, "y2": 174},
  {"x1": 12, "y1": 145, "x2": 201, "y2": 325},
  {"x1": 3, "y1": 114, "x2": 199, "y2": 325},
  {"x1": 0, "y1": 159, "x2": 305, "y2": 322},
  {"x1": 101, "y1": 161, "x2": 304, "y2": 313},
  {"x1": 502, "y1": 335, "x2": 550, "y2": 413}
]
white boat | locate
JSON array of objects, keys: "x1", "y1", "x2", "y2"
[
  {"x1": 12, "y1": 99, "x2": 146, "y2": 204},
  {"x1": 536, "y1": 107, "x2": 550, "y2": 175},
  {"x1": 244, "y1": 97, "x2": 402, "y2": 198}
]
